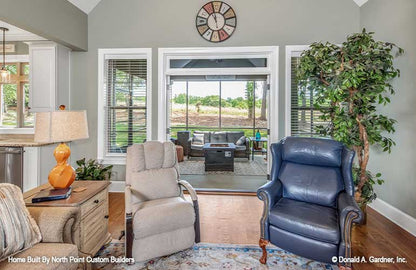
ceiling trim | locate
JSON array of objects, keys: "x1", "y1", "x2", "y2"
[
  {"x1": 67, "y1": 0, "x2": 102, "y2": 14},
  {"x1": 353, "y1": 0, "x2": 368, "y2": 7}
]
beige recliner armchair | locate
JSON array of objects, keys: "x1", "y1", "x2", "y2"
[{"x1": 125, "y1": 141, "x2": 200, "y2": 262}]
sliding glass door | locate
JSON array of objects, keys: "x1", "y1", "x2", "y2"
[{"x1": 169, "y1": 77, "x2": 268, "y2": 139}]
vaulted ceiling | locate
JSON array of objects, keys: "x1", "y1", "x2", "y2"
[{"x1": 67, "y1": 0, "x2": 369, "y2": 14}]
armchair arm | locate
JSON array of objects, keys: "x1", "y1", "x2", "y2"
[
  {"x1": 125, "y1": 185, "x2": 133, "y2": 214},
  {"x1": 338, "y1": 191, "x2": 363, "y2": 227},
  {"x1": 178, "y1": 180, "x2": 198, "y2": 201},
  {"x1": 125, "y1": 185, "x2": 133, "y2": 258},
  {"x1": 27, "y1": 206, "x2": 79, "y2": 245},
  {"x1": 337, "y1": 192, "x2": 362, "y2": 261},
  {"x1": 257, "y1": 180, "x2": 283, "y2": 210},
  {"x1": 179, "y1": 180, "x2": 200, "y2": 243},
  {"x1": 257, "y1": 180, "x2": 283, "y2": 240}
]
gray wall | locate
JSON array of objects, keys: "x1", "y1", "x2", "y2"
[
  {"x1": 361, "y1": 0, "x2": 416, "y2": 218},
  {"x1": 70, "y1": 0, "x2": 360, "y2": 180},
  {"x1": 0, "y1": 0, "x2": 87, "y2": 51}
]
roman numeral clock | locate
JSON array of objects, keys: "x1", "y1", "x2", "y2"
[{"x1": 196, "y1": 1, "x2": 236, "y2": 43}]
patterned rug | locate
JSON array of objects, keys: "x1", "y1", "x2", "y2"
[
  {"x1": 179, "y1": 157, "x2": 267, "y2": 176},
  {"x1": 94, "y1": 240, "x2": 338, "y2": 270}
]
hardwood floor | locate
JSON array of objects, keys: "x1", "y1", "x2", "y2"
[{"x1": 109, "y1": 193, "x2": 416, "y2": 270}]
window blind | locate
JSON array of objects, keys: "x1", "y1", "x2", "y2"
[
  {"x1": 290, "y1": 57, "x2": 328, "y2": 137},
  {"x1": 104, "y1": 59, "x2": 147, "y2": 154}
]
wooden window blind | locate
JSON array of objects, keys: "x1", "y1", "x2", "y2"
[
  {"x1": 290, "y1": 57, "x2": 328, "y2": 137},
  {"x1": 105, "y1": 59, "x2": 147, "y2": 154}
]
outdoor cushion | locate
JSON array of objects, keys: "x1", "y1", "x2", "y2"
[
  {"x1": 235, "y1": 145, "x2": 247, "y2": 151},
  {"x1": 269, "y1": 198, "x2": 340, "y2": 244},
  {"x1": 211, "y1": 132, "x2": 227, "y2": 143},
  {"x1": 194, "y1": 131, "x2": 211, "y2": 143},
  {"x1": 227, "y1": 132, "x2": 245, "y2": 144},
  {"x1": 236, "y1": 135, "x2": 246, "y2": 146},
  {"x1": 191, "y1": 144, "x2": 203, "y2": 150},
  {"x1": 192, "y1": 134, "x2": 204, "y2": 145}
]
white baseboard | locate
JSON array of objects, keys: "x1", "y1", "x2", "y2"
[
  {"x1": 109, "y1": 181, "x2": 125, "y2": 192},
  {"x1": 368, "y1": 198, "x2": 416, "y2": 237}
]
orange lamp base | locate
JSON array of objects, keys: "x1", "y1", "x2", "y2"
[{"x1": 48, "y1": 142, "x2": 75, "y2": 189}]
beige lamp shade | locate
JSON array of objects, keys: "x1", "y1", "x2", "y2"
[{"x1": 34, "y1": 110, "x2": 89, "y2": 143}]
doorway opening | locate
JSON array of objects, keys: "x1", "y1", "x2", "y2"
[{"x1": 158, "y1": 47, "x2": 279, "y2": 192}]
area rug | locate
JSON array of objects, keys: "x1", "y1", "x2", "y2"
[
  {"x1": 179, "y1": 157, "x2": 267, "y2": 176},
  {"x1": 94, "y1": 240, "x2": 338, "y2": 270}
]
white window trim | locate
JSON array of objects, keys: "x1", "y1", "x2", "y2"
[
  {"x1": 285, "y1": 45, "x2": 310, "y2": 137},
  {"x1": 0, "y1": 54, "x2": 33, "y2": 134},
  {"x1": 158, "y1": 46, "x2": 279, "y2": 143},
  {"x1": 97, "y1": 48, "x2": 152, "y2": 165}
]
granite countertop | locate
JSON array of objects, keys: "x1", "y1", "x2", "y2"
[{"x1": 0, "y1": 134, "x2": 53, "y2": 147}]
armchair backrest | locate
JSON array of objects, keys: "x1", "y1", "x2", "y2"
[
  {"x1": 126, "y1": 141, "x2": 180, "y2": 204},
  {"x1": 271, "y1": 137, "x2": 354, "y2": 207}
]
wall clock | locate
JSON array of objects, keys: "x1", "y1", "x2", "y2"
[{"x1": 196, "y1": 1, "x2": 236, "y2": 43}]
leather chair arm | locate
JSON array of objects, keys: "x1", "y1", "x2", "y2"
[
  {"x1": 257, "y1": 180, "x2": 283, "y2": 240},
  {"x1": 338, "y1": 192, "x2": 363, "y2": 226},
  {"x1": 27, "y1": 206, "x2": 79, "y2": 245},
  {"x1": 257, "y1": 179, "x2": 283, "y2": 209}
]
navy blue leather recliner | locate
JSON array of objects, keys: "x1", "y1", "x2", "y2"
[{"x1": 257, "y1": 137, "x2": 363, "y2": 269}]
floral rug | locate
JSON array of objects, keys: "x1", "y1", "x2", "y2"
[
  {"x1": 179, "y1": 157, "x2": 267, "y2": 176},
  {"x1": 94, "y1": 240, "x2": 338, "y2": 270}
]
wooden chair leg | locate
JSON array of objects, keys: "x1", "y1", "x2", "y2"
[{"x1": 259, "y1": 238, "x2": 269, "y2": 264}]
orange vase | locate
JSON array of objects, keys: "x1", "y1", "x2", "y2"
[{"x1": 48, "y1": 142, "x2": 75, "y2": 189}]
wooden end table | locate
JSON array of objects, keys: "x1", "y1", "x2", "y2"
[{"x1": 24, "y1": 181, "x2": 112, "y2": 260}]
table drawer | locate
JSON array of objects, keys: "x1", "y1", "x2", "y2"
[
  {"x1": 80, "y1": 188, "x2": 108, "y2": 217},
  {"x1": 80, "y1": 201, "x2": 109, "y2": 253}
]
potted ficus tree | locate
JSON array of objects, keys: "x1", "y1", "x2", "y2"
[{"x1": 297, "y1": 29, "x2": 403, "y2": 222}]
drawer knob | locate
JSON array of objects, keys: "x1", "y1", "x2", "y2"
[
  {"x1": 104, "y1": 215, "x2": 109, "y2": 219},
  {"x1": 94, "y1": 199, "x2": 99, "y2": 204}
]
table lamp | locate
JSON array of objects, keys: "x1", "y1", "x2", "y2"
[{"x1": 34, "y1": 107, "x2": 89, "y2": 189}]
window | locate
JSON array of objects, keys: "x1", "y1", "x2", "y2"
[
  {"x1": 286, "y1": 46, "x2": 328, "y2": 137},
  {"x1": 170, "y1": 78, "x2": 268, "y2": 138},
  {"x1": 0, "y1": 62, "x2": 33, "y2": 128},
  {"x1": 98, "y1": 49, "x2": 152, "y2": 164}
]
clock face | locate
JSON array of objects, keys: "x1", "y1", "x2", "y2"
[{"x1": 196, "y1": 1, "x2": 236, "y2": 43}]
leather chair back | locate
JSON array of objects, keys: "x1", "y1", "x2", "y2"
[
  {"x1": 276, "y1": 137, "x2": 350, "y2": 207},
  {"x1": 126, "y1": 141, "x2": 180, "y2": 204}
]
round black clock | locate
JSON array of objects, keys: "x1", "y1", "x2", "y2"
[{"x1": 196, "y1": 1, "x2": 236, "y2": 43}]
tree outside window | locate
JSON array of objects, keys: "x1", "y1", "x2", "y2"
[{"x1": 0, "y1": 62, "x2": 33, "y2": 127}]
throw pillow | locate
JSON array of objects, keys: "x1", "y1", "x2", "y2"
[
  {"x1": 0, "y1": 184, "x2": 42, "y2": 262},
  {"x1": 236, "y1": 136, "x2": 246, "y2": 146},
  {"x1": 192, "y1": 134, "x2": 205, "y2": 145}
]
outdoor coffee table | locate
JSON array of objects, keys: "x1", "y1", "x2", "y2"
[{"x1": 203, "y1": 143, "x2": 236, "y2": 171}]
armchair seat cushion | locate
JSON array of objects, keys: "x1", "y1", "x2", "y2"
[
  {"x1": 269, "y1": 198, "x2": 340, "y2": 244},
  {"x1": 235, "y1": 145, "x2": 247, "y2": 151},
  {"x1": 132, "y1": 197, "x2": 195, "y2": 239},
  {"x1": 191, "y1": 144, "x2": 204, "y2": 150}
]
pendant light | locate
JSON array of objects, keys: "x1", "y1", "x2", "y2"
[{"x1": 0, "y1": 27, "x2": 10, "y2": 84}]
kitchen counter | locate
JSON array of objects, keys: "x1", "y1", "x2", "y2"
[{"x1": 0, "y1": 134, "x2": 53, "y2": 147}]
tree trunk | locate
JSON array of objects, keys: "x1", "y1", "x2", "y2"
[
  {"x1": 356, "y1": 117, "x2": 370, "y2": 197},
  {"x1": 260, "y1": 81, "x2": 267, "y2": 121}
]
